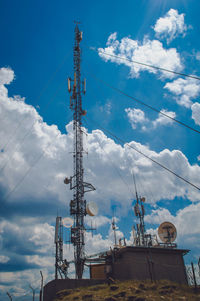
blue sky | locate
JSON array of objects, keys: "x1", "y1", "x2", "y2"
[{"x1": 0, "y1": 0, "x2": 200, "y2": 299}]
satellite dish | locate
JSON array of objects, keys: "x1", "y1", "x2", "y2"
[
  {"x1": 158, "y1": 221, "x2": 177, "y2": 243},
  {"x1": 62, "y1": 217, "x2": 73, "y2": 228},
  {"x1": 86, "y1": 202, "x2": 98, "y2": 216}
]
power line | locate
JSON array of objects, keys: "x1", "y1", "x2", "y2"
[
  {"x1": 3, "y1": 151, "x2": 44, "y2": 201},
  {"x1": 88, "y1": 73, "x2": 200, "y2": 135},
  {"x1": 83, "y1": 118, "x2": 135, "y2": 199},
  {"x1": 95, "y1": 49, "x2": 200, "y2": 81},
  {"x1": 85, "y1": 117, "x2": 200, "y2": 192}
]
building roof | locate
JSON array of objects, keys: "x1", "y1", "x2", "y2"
[{"x1": 111, "y1": 246, "x2": 190, "y2": 257}]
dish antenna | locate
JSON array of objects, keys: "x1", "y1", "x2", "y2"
[
  {"x1": 158, "y1": 221, "x2": 177, "y2": 243},
  {"x1": 86, "y1": 202, "x2": 98, "y2": 216},
  {"x1": 62, "y1": 217, "x2": 73, "y2": 228}
]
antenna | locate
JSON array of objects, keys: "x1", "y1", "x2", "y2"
[
  {"x1": 112, "y1": 216, "x2": 117, "y2": 247},
  {"x1": 65, "y1": 24, "x2": 95, "y2": 279},
  {"x1": 132, "y1": 172, "x2": 146, "y2": 246},
  {"x1": 132, "y1": 171, "x2": 139, "y2": 202},
  {"x1": 158, "y1": 222, "x2": 177, "y2": 244},
  {"x1": 55, "y1": 217, "x2": 68, "y2": 279}
]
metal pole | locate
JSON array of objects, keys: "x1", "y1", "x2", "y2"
[
  {"x1": 29, "y1": 285, "x2": 35, "y2": 301},
  {"x1": 191, "y1": 262, "x2": 197, "y2": 289},
  {"x1": 40, "y1": 270, "x2": 43, "y2": 301},
  {"x1": 6, "y1": 292, "x2": 12, "y2": 301}
]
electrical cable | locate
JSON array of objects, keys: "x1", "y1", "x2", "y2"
[
  {"x1": 85, "y1": 116, "x2": 200, "y2": 192},
  {"x1": 3, "y1": 151, "x2": 44, "y2": 201},
  {"x1": 83, "y1": 118, "x2": 135, "y2": 199},
  {"x1": 87, "y1": 72, "x2": 200, "y2": 135},
  {"x1": 93, "y1": 48, "x2": 200, "y2": 81}
]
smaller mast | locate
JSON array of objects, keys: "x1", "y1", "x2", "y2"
[
  {"x1": 133, "y1": 173, "x2": 146, "y2": 246},
  {"x1": 55, "y1": 217, "x2": 68, "y2": 279},
  {"x1": 112, "y1": 217, "x2": 117, "y2": 247}
]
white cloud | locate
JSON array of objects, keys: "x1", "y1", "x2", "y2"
[
  {"x1": 85, "y1": 221, "x2": 125, "y2": 255},
  {"x1": 0, "y1": 255, "x2": 10, "y2": 263},
  {"x1": 145, "y1": 202, "x2": 200, "y2": 255},
  {"x1": 0, "y1": 72, "x2": 200, "y2": 210},
  {"x1": 191, "y1": 102, "x2": 200, "y2": 125},
  {"x1": 98, "y1": 33, "x2": 183, "y2": 79},
  {"x1": 100, "y1": 100, "x2": 112, "y2": 115},
  {"x1": 164, "y1": 78, "x2": 200, "y2": 108},
  {"x1": 1, "y1": 67, "x2": 200, "y2": 296},
  {"x1": 145, "y1": 208, "x2": 175, "y2": 225},
  {"x1": 153, "y1": 9, "x2": 187, "y2": 43},
  {"x1": 125, "y1": 108, "x2": 147, "y2": 129},
  {"x1": 85, "y1": 215, "x2": 111, "y2": 228},
  {"x1": 153, "y1": 109, "x2": 176, "y2": 127},
  {"x1": 0, "y1": 67, "x2": 14, "y2": 85},
  {"x1": 196, "y1": 52, "x2": 200, "y2": 61},
  {"x1": 125, "y1": 107, "x2": 176, "y2": 130}
]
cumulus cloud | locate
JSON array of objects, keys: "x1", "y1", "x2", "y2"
[
  {"x1": 0, "y1": 70, "x2": 199, "y2": 211},
  {"x1": 153, "y1": 9, "x2": 188, "y2": 43},
  {"x1": 196, "y1": 52, "x2": 200, "y2": 61},
  {"x1": 1, "y1": 67, "x2": 200, "y2": 297},
  {"x1": 0, "y1": 67, "x2": 14, "y2": 85},
  {"x1": 0, "y1": 255, "x2": 10, "y2": 263},
  {"x1": 85, "y1": 215, "x2": 111, "y2": 228},
  {"x1": 164, "y1": 78, "x2": 200, "y2": 108},
  {"x1": 153, "y1": 109, "x2": 176, "y2": 127},
  {"x1": 125, "y1": 108, "x2": 147, "y2": 129},
  {"x1": 191, "y1": 102, "x2": 200, "y2": 125},
  {"x1": 145, "y1": 202, "x2": 200, "y2": 256},
  {"x1": 98, "y1": 33, "x2": 183, "y2": 79},
  {"x1": 125, "y1": 107, "x2": 176, "y2": 130}
]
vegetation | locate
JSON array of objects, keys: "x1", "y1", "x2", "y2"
[{"x1": 54, "y1": 279, "x2": 200, "y2": 301}]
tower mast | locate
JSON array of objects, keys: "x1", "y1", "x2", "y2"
[{"x1": 67, "y1": 24, "x2": 95, "y2": 279}]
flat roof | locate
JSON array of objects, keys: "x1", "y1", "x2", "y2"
[{"x1": 111, "y1": 246, "x2": 190, "y2": 256}]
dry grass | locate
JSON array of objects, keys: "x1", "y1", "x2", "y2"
[{"x1": 54, "y1": 279, "x2": 200, "y2": 301}]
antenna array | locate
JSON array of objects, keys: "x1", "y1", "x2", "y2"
[{"x1": 66, "y1": 25, "x2": 95, "y2": 279}]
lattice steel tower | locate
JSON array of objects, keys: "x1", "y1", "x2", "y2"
[{"x1": 66, "y1": 24, "x2": 95, "y2": 279}]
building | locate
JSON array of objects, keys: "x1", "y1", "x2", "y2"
[{"x1": 90, "y1": 246, "x2": 189, "y2": 284}]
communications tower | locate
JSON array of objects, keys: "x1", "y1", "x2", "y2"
[{"x1": 65, "y1": 24, "x2": 95, "y2": 279}]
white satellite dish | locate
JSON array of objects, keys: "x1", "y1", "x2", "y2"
[
  {"x1": 86, "y1": 202, "x2": 98, "y2": 216},
  {"x1": 158, "y1": 221, "x2": 177, "y2": 243},
  {"x1": 62, "y1": 217, "x2": 73, "y2": 228}
]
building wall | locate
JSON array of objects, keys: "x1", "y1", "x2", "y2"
[
  {"x1": 90, "y1": 264, "x2": 106, "y2": 279},
  {"x1": 112, "y1": 249, "x2": 188, "y2": 284}
]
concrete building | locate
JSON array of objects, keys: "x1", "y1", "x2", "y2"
[{"x1": 90, "y1": 246, "x2": 189, "y2": 284}]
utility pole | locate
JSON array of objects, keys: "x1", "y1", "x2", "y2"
[
  {"x1": 40, "y1": 270, "x2": 43, "y2": 301},
  {"x1": 66, "y1": 23, "x2": 95, "y2": 279}
]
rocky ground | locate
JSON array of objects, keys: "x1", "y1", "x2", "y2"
[{"x1": 54, "y1": 279, "x2": 200, "y2": 301}]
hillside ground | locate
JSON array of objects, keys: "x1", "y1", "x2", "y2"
[{"x1": 54, "y1": 279, "x2": 200, "y2": 301}]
